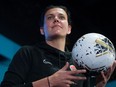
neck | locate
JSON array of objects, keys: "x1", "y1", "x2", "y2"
[{"x1": 46, "y1": 38, "x2": 66, "y2": 51}]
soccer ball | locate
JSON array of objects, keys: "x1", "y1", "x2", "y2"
[{"x1": 72, "y1": 33, "x2": 115, "y2": 72}]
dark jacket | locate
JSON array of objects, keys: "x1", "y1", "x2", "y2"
[{"x1": 0, "y1": 42, "x2": 85, "y2": 87}]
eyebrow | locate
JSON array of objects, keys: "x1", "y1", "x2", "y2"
[{"x1": 46, "y1": 13, "x2": 65, "y2": 16}]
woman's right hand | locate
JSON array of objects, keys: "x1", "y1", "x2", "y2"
[{"x1": 49, "y1": 62, "x2": 87, "y2": 87}]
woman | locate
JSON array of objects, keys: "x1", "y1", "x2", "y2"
[{"x1": 1, "y1": 5, "x2": 116, "y2": 87}]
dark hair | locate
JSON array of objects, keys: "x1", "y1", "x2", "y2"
[{"x1": 39, "y1": 5, "x2": 72, "y2": 28}]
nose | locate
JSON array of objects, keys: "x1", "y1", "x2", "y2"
[{"x1": 54, "y1": 16, "x2": 60, "y2": 23}]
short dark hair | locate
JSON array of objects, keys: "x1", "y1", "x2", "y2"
[{"x1": 39, "y1": 5, "x2": 72, "y2": 28}]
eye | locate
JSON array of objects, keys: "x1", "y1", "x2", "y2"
[
  {"x1": 47, "y1": 16, "x2": 54, "y2": 20},
  {"x1": 59, "y1": 15, "x2": 65, "y2": 20}
]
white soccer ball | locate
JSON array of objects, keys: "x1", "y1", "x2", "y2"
[{"x1": 72, "y1": 33, "x2": 115, "y2": 72}]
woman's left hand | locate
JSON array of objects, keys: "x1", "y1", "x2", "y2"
[{"x1": 96, "y1": 60, "x2": 116, "y2": 87}]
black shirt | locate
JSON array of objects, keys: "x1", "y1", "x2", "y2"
[{"x1": 0, "y1": 42, "x2": 86, "y2": 87}]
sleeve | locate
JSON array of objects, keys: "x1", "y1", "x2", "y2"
[{"x1": 0, "y1": 46, "x2": 33, "y2": 87}]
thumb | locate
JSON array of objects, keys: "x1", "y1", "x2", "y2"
[{"x1": 60, "y1": 62, "x2": 69, "y2": 71}]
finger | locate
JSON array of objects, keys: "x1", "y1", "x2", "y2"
[
  {"x1": 101, "y1": 71, "x2": 105, "y2": 79},
  {"x1": 60, "y1": 62, "x2": 69, "y2": 71},
  {"x1": 70, "y1": 76, "x2": 87, "y2": 81},
  {"x1": 69, "y1": 65, "x2": 86, "y2": 74},
  {"x1": 70, "y1": 65, "x2": 77, "y2": 71},
  {"x1": 101, "y1": 71, "x2": 107, "y2": 83},
  {"x1": 112, "y1": 60, "x2": 116, "y2": 71},
  {"x1": 66, "y1": 72, "x2": 87, "y2": 81},
  {"x1": 66, "y1": 70, "x2": 86, "y2": 78},
  {"x1": 105, "y1": 69, "x2": 111, "y2": 79},
  {"x1": 69, "y1": 69, "x2": 87, "y2": 75},
  {"x1": 104, "y1": 61, "x2": 116, "y2": 79},
  {"x1": 105, "y1": 60, "x2": 116, "y2": 77},
  {"x1": 65, "y1": 80, "x2": 76, "y2": 85},
  {"x1": 66, "y1": 84, "x2": 70, "y2": 87}
]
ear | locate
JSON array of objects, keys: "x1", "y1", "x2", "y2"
[
  {"x1": 40, "y1": 27, "x2": 44, "y2": 35},
  {"x1": 67, "y1": 25, "x2": 71, "y2": 34}
]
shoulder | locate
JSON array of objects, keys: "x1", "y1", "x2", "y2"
[
  {"x1": 11, "y1": 45, "x2": 42, "y2": 64},
  {"x1": 17, "y1": 45, "x2": 38, "y2": 53},
  {"x1": 13, "y1": 45, "x2": 38, "y2": 59},
  {"x1": 16, "y1": 44, "x2": 43, "y2": 57},
  {"x1": 19, "y1": 45, "x2": 34, "y2": 51}
]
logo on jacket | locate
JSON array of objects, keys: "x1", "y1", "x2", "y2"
[{"x1": 43, "y1": 59, "x2": 52, "y2": 65}]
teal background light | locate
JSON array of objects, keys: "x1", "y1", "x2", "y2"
[
  {"x1": 0, "y1": 34, "x2": 21, "y2": 83},
  {"x1": 106, "y1": 80, "x2": 116, "y2": 87},
  {"x1": 0, "y1": 34, "x2": 21, "y2": 59}
]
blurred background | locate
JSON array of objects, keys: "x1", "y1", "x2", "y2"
[{"x1": 0, "y1": 0, "x2": 116, "y2": 86}]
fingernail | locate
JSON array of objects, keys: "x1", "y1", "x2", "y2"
[{"x1": 70, "y1": 65, "x2": 76, "y2": 71}]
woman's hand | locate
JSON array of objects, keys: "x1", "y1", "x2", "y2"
[
  {"x1": 96, "y1": 60, "x2": 116, "y2": 87},
  {"x1": 49, "y1": 62, "x2": 87, "y2": 87}
]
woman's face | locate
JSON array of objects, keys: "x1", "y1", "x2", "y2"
[{"x1": 40, "y1": 7, "x2": 71, "y2": 40}]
